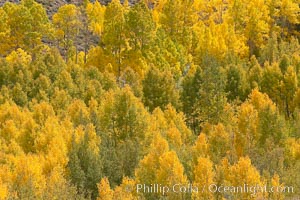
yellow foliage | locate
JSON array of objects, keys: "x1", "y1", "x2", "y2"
[
  {"x1": 280, "y1": 0, "x2": 300, "y2": 24},
  {"x1": 163, "y1": 105, "x2": 192, "y2": 143},
  {"x1": 0, "y1": 179, "x2": 8, "y2": 200},
  {"x1": 5, "y1": 48, "x2": 31, "y2": 66},
  {"x1": 0, "y1": 0, "x2": 299, "y2": 199},
  {"x1": 269, "y1": 174, "x2": 285, "y2": 200},
  {"x1": 52, "y1": 4, "x2": 80, "y2": 39},
  {"x1": 34, "y1": 117, "x2": 69, "y2": 174},
  {"x1": 229, "y1": 157, "x2": 261, "y2": 184},
  {"x1": 32, "y1": 102, "x2": 55, "y2": 125},
  {"x1": 112, "y1": 177, "x2": 137, "y2": 200},
  {"x1": 0, "y1": 8, "x2": 10, "y2": 55},
  {"x1": 285, "y1": 138, "x2": 300, "y2": 160},
  {"x1": 86, "y1": 0, "x2": 106, "y2": 36},
  {"x1": 248, "y1": 88, "x2": 277, "y2": 112},
  {"x1": 236, "y1": 102, "x2": 259, "y2": 156},
  {"x1": 67, "y1": 99, "x2": 90, "y2": 126},
  {"x1": 12, "y1": 154, "x2": 46, "y2": 198},
  {"x1": 194, "y1": 21, "x2": 248, "y2": 60},
  {"x1": 193, "y1": 134, "x2": 209, "y2": 159},
  {"x1": 157, "y1": 151, "x2": 187, "y2": 184},
  {"x1": 228, "y1": 157, "x2": 262, "y2": 199},
  {"x1": 85, "y1": 124, "x2": 101, "y2": 155},
  {"x1": 152, "y1": 0, "x2": 167, "y2": 23},
  {"x1": 97, "y1": 177, "x2": 114, "y2": 200},
  {"x1": 151, "y1": 105, "x2": 192, "y2": 147},
  {"x1": 192, "y1": 157, "x2": 215, "y2": 200},
  {"x1": 166, "y1": 127, "x2": 182, "y2": 148}
]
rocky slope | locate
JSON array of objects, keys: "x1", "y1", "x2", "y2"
[{"x1": 0, "y1": 0, "x2": 137, "y2": 16}]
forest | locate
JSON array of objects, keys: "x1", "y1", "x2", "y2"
[{"x1": 0, "y1": 0, "x2": 300, "y2": 199}]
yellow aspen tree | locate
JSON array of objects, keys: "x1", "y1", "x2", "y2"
[
  {"x1": 50, "y1": 88, "x2": 72, "y2": 114},
  {"x1": 136, "y1": 133, "x2": 187, "y2": 199},
  {"x1": 157, "y1": 151, "x2": 188, "y2": 200},
  {"x1": 151, "y1": 105, "x2": 191, "y2": 146},
  {"x1": 228, "y1": 157, "x2": 262, "y2": 199},
  {"x1": 21, "y1": 0, "x2": 51, "y2": 49},
  {"x1": 192, "y1": 157, "x2": 215, "y2": 200},
  {"x1": 248, "y1": 88, "x2": 277, "y2": 112},
  {"x1": 214, "y1": 158, "x2": 231, "y2": 200},
  {"x1": 157, "y1": 151, "x2": 187, "y2": 185},
  {"x1": 160, "y1": 0, "x2": 196, "y2": 50},
  {"x1": 207, "y1": 123, "x2": 231, "y2": 163},
  {"x1": 1, "y1": 0, "x2": 50, "y2": 53},
  {"x1": 67, "y1": 99, "x2": 90, "y2": 127},
  {"x1": 163, "y1": 104, "x2": 193, "y2": 144},
  {"x1": 5, "y1": 48, "x2": 32, "y2": 67},
  {"x1": 102, "y1": 0, "x2": 126, "y2": 78},
  {"x1": 34, "y1": 116, "x2": 69, "y2": 173},
  {"x1": 32, "y1": 102, "x2": 55, "y2": 125},
  {"x1": 151, "y1": 0, "x2": 167, "y2": 23},
  {"x1": 125, "y1": 1, "x2": 155, "y2": 52},
  {"x1": 86, "y1": 0, "x2": 106, "y2": 37},
  {"x1": 112, "y1": 177, "x2": 137, "y2": 200},
  {"x1": 135, "y1": 133, "x2": 169, "y2": 185},
  {"x1": 278, "y1": 0, "x2": 300, "y2": 35},
  {"x1": 227, "y1": 0, "x2": 270, "y2": 56},
  {"x1": 285, "y1": 138, "x2": 300, "y2": 162},
  {"x1": 236, "y1": 102, "x2": 259, "y2": 156},
  {"x1": 97, "y1": 177, "x2": 114, "y2": 200},
  {"x1": 0, "y1": 179, "x2": 8, "y2": 200},
  {"x1": 53, "y1": 4, "x2": 81, "y2": 62},
  {"x1": 268, "y1": 174, "x2": 285, "y2": 200},
  {"x1": 193, "y1": 134, "x2": 210, "y2": 162},
  {"x1": 11, "y1": 154, "x2": 46, "y2": 199},
  {"x1": 166, "y1": 127, "x2": 183, "y2": 149}
]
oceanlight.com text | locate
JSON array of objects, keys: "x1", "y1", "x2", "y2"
[{"x1": 135, "y1": 183, "x2": 295, "y2": 196}]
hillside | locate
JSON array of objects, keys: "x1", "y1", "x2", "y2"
[
  {"x1": 0, "y1": 0, "x2": 300, "y2": 200},
  {"x1": 0, "y1": 0, "x2": 137, "y2": 16}
]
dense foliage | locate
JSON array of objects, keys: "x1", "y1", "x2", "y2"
[{"x1": 0, "y1": 0, "x2": 300, "y2": 199}]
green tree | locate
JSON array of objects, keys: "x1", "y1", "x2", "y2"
[
  {"x1": 68, "y1": 124, "x2": 102, "y2": 199},
  {"x1": 281, "y1": 66, "x2": 298, "y2": 117},
  {"x1": 194, "y1": 56, "x2": 227, "y2": 125},
  {"x1": 98, "y1": 87, "x2": 150, "y2": 186},
  {"x1": 160, "y1": 0, "x2": 196, "y2": 51},
  {"x1": 261, "y1": 62, "x2": 283, "y2": 106},
  {"x1": 225, "y1": 64, "x2": 248, "y2": 101},
  {"x1": 125, "y1": 1, "x2": 155, "y2": 53},
  {"x1": 142, "y1": 67, "x2": 180, "y2": 112},
  {"x1": 181, "y1": 65, "x2": 202, "y2": 134}
]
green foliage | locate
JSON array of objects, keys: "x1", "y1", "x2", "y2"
[
  {"x1": 102, "y1": 0, "x2": 126, "y2": 78},
  {"x1": 225, "y1": 64, "x2": 248, "y2": 101},
  {"x1": 0, "y1": 0, "x2": 50, "y2": 54},
  {"x1": 97, "y1": 87, "x2": 150, "y2": 186},
  {"x1": 125, "y1": 1, "x2": 155, "y2": 53},
  {"x1": 68, "y1": 124, "x2": 102, "y2": 199},
  {"x1": 142, "y1": 67, "x2": 180, "y2": 112}
]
